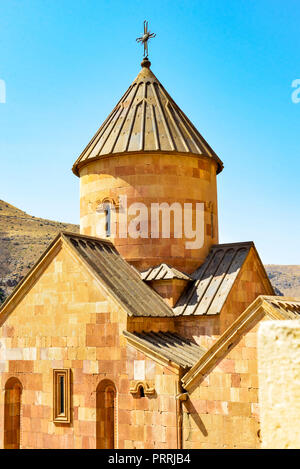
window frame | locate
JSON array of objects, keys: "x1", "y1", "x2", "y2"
[{"x1": 53, "y1": 369, "x2": 71, "y2": 423}]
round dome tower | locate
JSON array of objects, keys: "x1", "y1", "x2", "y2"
[{"x1": 72, "y1": 58, "x2": 223, "y2": 273}]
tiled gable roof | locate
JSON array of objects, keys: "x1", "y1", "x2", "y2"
[
  {"x1": 141, "y1": 263, "x2": 192, "y2": 281},
  {"x1": 0, "y1": 232, "x2": 175, "y2": 319},
  {"x1": 174, "y1": 242, "x2": 271, "y2": 316}
]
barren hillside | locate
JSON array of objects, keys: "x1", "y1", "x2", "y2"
[
  {"x1": 265, "y1": 265, "x2": 300, "y2": 298},
  {"x1": 0, "y1": 200, "x2": 79, "y2": 301}
]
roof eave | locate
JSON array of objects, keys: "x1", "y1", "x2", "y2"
[
  {"x1": 123, "y1": 330, "x2": 184, "y2": 373},
  {"x1": 72, "y1": 149, "x2": 223, "y2": 178}
]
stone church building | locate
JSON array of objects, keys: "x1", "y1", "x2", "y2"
[{"x1": 1, "y1": 54, "x2": 299, "y2": 449}]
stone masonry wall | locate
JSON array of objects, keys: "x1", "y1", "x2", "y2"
[
  {"x1": 182, "y1": 317, "x2": 266, "y2": 449},
  {"x1": 0, "y1": 245, "x2": 179, "y2": 449},
  {"x1": 258, "y1": 320, "x2": 300, "y2": 449}
]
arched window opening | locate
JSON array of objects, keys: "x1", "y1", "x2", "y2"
[
  {"x1": 4, "y1": 377, "x2": 22, "y2": 449},
  {"x1": 138, "y1": 385, "x2": 145, "y2": 398},
  {"x1": 96, "y1": 380, "x2": 117, "y2": 449},
  {"x1": 104, "y1": 205, "x2": 111, "y2": 237},
  {"x1": 96, "y1": 199, "x2": 116, "y2": 238}
]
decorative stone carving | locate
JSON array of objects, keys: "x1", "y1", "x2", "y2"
[
  {"x1": 95, "y1": 197, "x2": 119, "y2": 213},
  {"x1": 129, "y1": 380, "x2": 155, "y2": 396}
]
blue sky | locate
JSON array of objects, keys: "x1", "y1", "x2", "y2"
[{"x1": 0, "y1": 0, "x2": 299, "y2": 264}]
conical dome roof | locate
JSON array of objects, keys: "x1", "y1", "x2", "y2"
[{"x1": 72, "y1": 59, "x2": 223, "y2": 176}]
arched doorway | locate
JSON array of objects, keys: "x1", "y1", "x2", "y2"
[
  {"x1": 96, "y1": 380, "x2": 117, "y2": 449},
  {"x1": 4, "y1": 377, "x2": 22, "y2": 449}
]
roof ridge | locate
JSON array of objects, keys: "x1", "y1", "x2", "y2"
[
  {"x1": 61, "y1": 231, "x2": 114, "y2": 246},
  {"x1": 212, "y1": 241, "x2": 255, "y2": 248}
]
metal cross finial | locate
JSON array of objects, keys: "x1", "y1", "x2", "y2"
[{"x1": 136, "y1": 20, "x2": 156, "y2": 58}]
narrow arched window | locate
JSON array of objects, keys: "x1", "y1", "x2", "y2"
[
  {"x1": 4, "y1": 377, "x2": 22, "y2": 449},
  {"x1": 96, "y1": 200, "x2": 115, "y2": 238},
  {"x1": 96, "y1": 380, "x2": 117, "y2": 449},
  {"x1": 105, "y1": 205, "x2": 111, "y2": 237}
]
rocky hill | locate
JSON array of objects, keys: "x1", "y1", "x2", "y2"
[
  {"x1": 0, "y1": 200, "x2": 79, "y2": 301},
  {"x1": 0, "y1": 199, "x2": 299, "y2": 304},
  {"x1": 265, "y1": 265, "x2": 300, "y2": 298}
]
